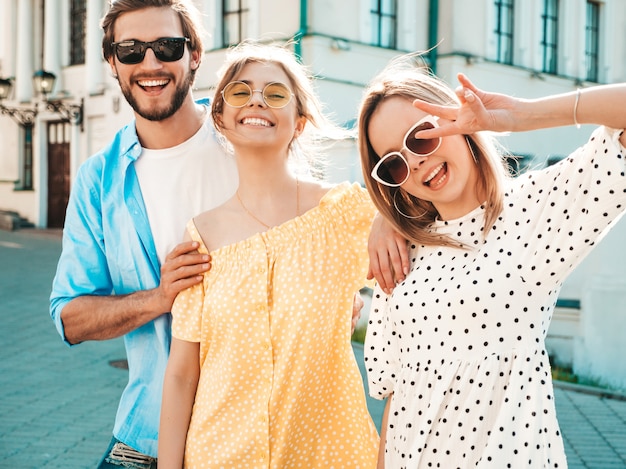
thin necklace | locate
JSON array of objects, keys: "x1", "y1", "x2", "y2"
[{"x1": 236, "y1": 178, "x2": 300, "y2": 229}]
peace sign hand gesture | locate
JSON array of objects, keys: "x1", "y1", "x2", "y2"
[{"x1": 412, "y1": 73, "x2": 522, "y2": 139}]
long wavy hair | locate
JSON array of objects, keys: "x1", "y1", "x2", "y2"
[{"x1": 358, "y1": 56, "x2": 510, "y2": 247}]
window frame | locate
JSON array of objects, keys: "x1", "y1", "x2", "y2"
[
  {"x1": 585, "y1": 0, "x2": 600, "y2": 82},
  {"x1": 494, "y1": 0, "x2": 515, "y2": 65},
  {"x1": 16, "y1": 124, "x2": 34, "y2": 191},
  {"x1": 370, "y1": 0, "x2": 398, "y2": 49},
  {"x1": 541, "y1": 0, "x2": 559, "y2": 74},
  {"x1": 222, "y1": 0, "x2": 250, "y2": 47},
  {"x1": 69, "y1": 0, "x2": 86, "y2": 65}
]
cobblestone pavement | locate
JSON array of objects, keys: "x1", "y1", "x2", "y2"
[{"x1": 1, "y1": 228, "x2": 625, "y2": 468}]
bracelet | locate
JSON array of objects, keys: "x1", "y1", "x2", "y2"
[{"x1": 573, "y1": 88, "x2": 581, "y2": 129}]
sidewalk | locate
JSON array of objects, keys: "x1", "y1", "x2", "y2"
[{"x1": 1, "y1": 228, "x2": 626, "y2": 468}]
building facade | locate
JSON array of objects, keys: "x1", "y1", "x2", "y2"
[{"x1": 1, "y1": 0, "x2": 626, "y2": 387}]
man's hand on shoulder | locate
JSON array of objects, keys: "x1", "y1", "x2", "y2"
[{"x1": 157, "y1": 241, "x2": 211, "y2": 312}]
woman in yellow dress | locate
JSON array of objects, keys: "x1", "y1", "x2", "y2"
[{"x1": 158, "y1": 41, "x2": 379, "y2": 468}]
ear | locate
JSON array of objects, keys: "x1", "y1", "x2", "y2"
[
  {"x1": 108, "y1": 57, "x2": 118, "y2": 78},
  {"x1": 190, "y1": 48, "x2": 201, "y2": 71},
  {"x1": 294, "y1": 116, "x2": 307, "y2": 138},
  {"x1": 214, "y1": 112, "x2": 224, "y2": 130}
]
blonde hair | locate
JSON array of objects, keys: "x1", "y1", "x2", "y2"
[
  {"x1": 358, "y1": 56, "x2": 510, "y2": 246},
  {"x1": 211, "y1": 40, "x2": 348, "y2": 178}
]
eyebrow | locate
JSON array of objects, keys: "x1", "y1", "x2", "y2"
[
  {"x1": 236, "y1": 79, "x2": 272, "y2": 89},
  {"x1": 380, "y1": 128, "x2": 409, "y2": 157}
]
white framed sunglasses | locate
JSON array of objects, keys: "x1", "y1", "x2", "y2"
[{"x1": 370, "y1": 115, "x2": 441, "y2": 187}]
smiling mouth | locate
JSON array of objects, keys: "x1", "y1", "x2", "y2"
[
  {"x1": 137, "y1": 79, "x2": 169, "y2": 91},
  {"x1": 424, "y1": 162, "x2": 447, "y2": 187},
  {"x1": 241, "y1": 117, "x2": 273, "y2": 127}
]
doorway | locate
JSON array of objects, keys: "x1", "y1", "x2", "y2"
[{"x1": 47, "y1": 121, "x2": 70, "y2": 228}]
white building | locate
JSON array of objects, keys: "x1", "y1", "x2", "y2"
[{"x1": 1, "y1": 0, "x2": 625, "y2": 388}]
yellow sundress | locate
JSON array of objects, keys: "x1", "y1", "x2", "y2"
[{"x1": 171, "y1": 182, "x2": 379, "y2": 468}]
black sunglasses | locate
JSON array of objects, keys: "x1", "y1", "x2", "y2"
[{"x1": 111, "y1": 37, "x2": 190, "y2": 65}]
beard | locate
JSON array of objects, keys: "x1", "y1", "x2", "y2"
[{"x1": 118, "y1": 70, "x2": 194, "y2": 122}]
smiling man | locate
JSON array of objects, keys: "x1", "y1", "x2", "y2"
[{"x1": 49, "y1": 1, "x2": 238, "y2": 467}]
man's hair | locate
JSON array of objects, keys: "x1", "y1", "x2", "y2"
[{"x1": 101, "y1": 0, "x2": 205, "y2": 63}]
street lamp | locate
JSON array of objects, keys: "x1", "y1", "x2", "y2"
[
  {"x1": 32, "y1": 69, "x2": 83, "y2": 131},
  {"x1": 0, "y1": 77, "x2": 37, "y2": 126},
  {"x1": 0, "y1": 78, "x2": 12, "y2": 100},
  {"x1": 0, "y1": 71, "x2": 84, "y2": 130}
]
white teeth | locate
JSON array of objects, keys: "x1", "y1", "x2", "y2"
[
  {"x1": 138, "y1": 79, "x2": 169, "y2": 87},
  {"x1": 424, "y1": 163, "x2": 445, "y2": 183},
  {"x1": 242, "y1": 117, "x2": 271, "y2": 127},
  {"x1": 430, "y1": 172, "x2": 447, "y2": 187}
]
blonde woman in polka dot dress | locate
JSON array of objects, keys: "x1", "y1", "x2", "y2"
[
  {"x1": 358, "y1": 57, "x2": 626, "y2": 468},
  {"x1": 158, "y1": 41, "x2": 380, "y2": 468}
]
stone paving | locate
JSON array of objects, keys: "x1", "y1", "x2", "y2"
[{"x1": 1, "y1": 228, "x2": 626, "y2": 468}]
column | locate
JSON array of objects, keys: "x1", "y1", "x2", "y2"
[
  {"x1": 44, "y1": 0, "x2": 62, "y2": 89},
  {"x1": 0, "y1": 0, "x2": 17, "y2": 80},
  {"x1": 86, "y1": 0, "x2": 105, "y2": 95},
  {"x1": 15, "y1": 0, "x2": 34, "y2": 102}
]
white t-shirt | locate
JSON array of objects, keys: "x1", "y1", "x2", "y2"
[{"x1": 135, "y1": 118, "x2": 238, "y2": 263}]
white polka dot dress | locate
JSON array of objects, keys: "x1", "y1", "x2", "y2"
[
  {"x1": 365, "y1": 127, "x2": 626, "y2": 468},
  {"x1": 171, "y1": 182, "x2": 379, "y2": 468}
]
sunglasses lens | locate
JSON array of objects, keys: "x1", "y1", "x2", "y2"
[
  {"x1": 153, "y1": 38, "x2": 187, "y2": 62},
  {"x1": 223, "y1": 82, "x2": 252, "y2": 107},
  {"x1": 115, "y1": 41, "x2": 145, "y2": 64},
  {"x1": 377, "y1": 154, "x2": 408, "y2": 185},
  {"x1": 263, "y1": 83, "x2": 292, "y2": 108},
  {"x1": 405, "y1": 121, "x2": 438, "y2": 155},
  {"x1": 114, "y1": 38, "x2": 187, "y2": 64}
]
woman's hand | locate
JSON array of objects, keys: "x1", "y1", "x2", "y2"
[
  {"x1": 412, "y1": 73, "x2": 521, "y2": 138},
  {"x1": 415, "y1": 74, "x2": 626, "y2": 141},
  {"x1": 368, "y1": 213, "x2": 409, "y2": 293}
]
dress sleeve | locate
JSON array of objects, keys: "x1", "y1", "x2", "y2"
[
  {"x1": 170, "y1": 220, "x2": 204, "y2": 342},
  {"x1": 350, "y1": 184, "x2": 378, "y2": 289},
  {"x1": 326, "y1": 183, "x2": 378, "y2": 289},
  {"x1": 508, "y1": 126, "x2": 626, "y2": 281},
  {"x1": 364, "y1": 284, "x2": 399, "y2": 399}
]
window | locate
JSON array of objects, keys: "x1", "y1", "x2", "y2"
[
  {"x1": 371, "y1": 0, "x2": 397, "y2": 49},
  {"x1": 585, "y1": 1, "x2": 600, "y2": 82},
  {"x1": 21, "y1": 125, "x2": 34, "y2": 190},
  {"x1": 494, "y1": 0, "x2": 515, "y2": 64},
  {"x1": 541, "y1": 0, "x2": 559, "y2": 74},
  {"x1": 222, "y1": 0, "x2": 250, "y2": 47},
  {"x1": 69, "y1": 0, "x2": 86, "y2": 65}
]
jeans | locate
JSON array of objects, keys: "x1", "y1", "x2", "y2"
[{"x1": 96, "y1": 437, "x2": 157, "y2": 469}]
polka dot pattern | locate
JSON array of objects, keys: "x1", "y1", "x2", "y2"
[
  {"x1": 172, "y1": 182, "x2": 379, "y2": 468},
  {"x1": 365, "y1": 127, "x2": 626, "y2": 468}
]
